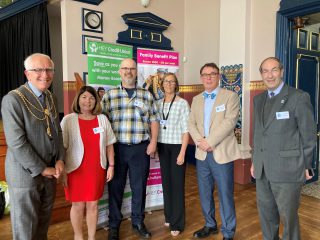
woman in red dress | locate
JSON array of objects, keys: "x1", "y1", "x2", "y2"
[{"x1": 61, "y1": 86, "x2": 116, "y2": 240}]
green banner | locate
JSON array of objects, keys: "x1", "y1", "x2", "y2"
[{"x1": 87, "y1": 41, "x2": 133, "y2": 87}]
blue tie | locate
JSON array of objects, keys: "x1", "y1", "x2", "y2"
[
  {"x1": 39, "y1": 93, "x2": 46, "y2": 107},
  {"x1": 203, "y1": 92, "x2": 216, "y2": 99},
  {"x1": 269, "y1": 92, "x2": 275, "y2": 98}
]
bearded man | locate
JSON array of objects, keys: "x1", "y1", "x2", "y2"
[{"x1": 102, "y1": 58, "x2": 160, "y2": 240}]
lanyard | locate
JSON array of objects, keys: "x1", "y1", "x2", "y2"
[{"x1": 162, "y1": 94, "x2": 176, "y2": 129}]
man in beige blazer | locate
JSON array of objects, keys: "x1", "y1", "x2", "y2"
[{"x1": 189, "y1": 63, "x2": 241, "y2": 240}]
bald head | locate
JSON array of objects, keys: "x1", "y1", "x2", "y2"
[
  {"x1": 119, "y1": 58, "x2": 137, "y2": 88},
  {"x1": 120, "y1": 58, "x2": 136, "y2": 69}
]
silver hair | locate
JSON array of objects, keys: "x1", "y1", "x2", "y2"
[{"x1": 24, "y1": 53, "x2": 54, "y2": 70}]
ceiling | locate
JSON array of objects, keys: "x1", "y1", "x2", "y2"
[{"x1": 304, "y1": 12, "x2": 320, "y2": 26}]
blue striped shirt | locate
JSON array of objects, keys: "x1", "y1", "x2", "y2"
[{"x1": 204, "y1": 87, "x2": 220, "y2": 137}]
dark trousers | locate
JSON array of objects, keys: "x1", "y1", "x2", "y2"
[
  {"x1": 196, "y1": 153, "x2": 236, "y2": 238},
  {"x1": 256, "y1": 171, "x2": 302, "y2": 240},
  {"x1": 108, "y1": 141, "x2": 150, "y2": 228},
  {"x1": 158, "y1": 143, "x2": 186, "y2": 232}
]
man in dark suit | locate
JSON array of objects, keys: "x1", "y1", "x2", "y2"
[
  {"x1": 189, "y1": 63, "x2": 241, "y2": 240},
  {"x1": 1, "y1": 53, "x2": 65, "y2": 240},
  {"x1": 251, "y1": 57, "x2": 316, "y2": 240}
]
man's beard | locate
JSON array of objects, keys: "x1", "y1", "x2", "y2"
[{"x1": 123, "y1": 77, "x2": 136, "y2": 86}]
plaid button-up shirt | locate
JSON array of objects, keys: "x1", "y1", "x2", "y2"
[
  {"x1": 157, "y1": 98, "x2": 190, "y2": 144},
  {"x1": 102, "y1": 86, "x2": 160, "y2": 145}
]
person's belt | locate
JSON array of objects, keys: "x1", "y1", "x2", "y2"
[{"x1": 118, "y1": 140, "x2": 149, "y2": 146}]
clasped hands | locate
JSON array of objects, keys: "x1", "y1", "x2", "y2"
[
  {"x1": 197, "y1": 138, "x2": 214, "y2": 152},
  {"x1": 41, "y1": 159, "x2": 64, "y2": 179}
]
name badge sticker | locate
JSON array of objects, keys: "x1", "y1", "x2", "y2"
[
  {"x1": 160, "y1": 120, "x2": 167, "y2": 125},
  {"x1": 216, "y1": 104, "x2": 226, "y2": 112},
  {"x1": 276, "y1": 111, "x2": 290, "y2": 120},
  {"x1": 93, "y1": 127, "x2": 104, "y2": 134}
]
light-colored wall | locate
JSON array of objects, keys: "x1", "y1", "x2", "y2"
[
  {"x1": 184, "y1": 0, "x2": 220, "y2": 85},
  {"x1": 53, "y1": 0, "x2": 280, "y2": 85},
  {"x1": 217, "y1": 0, "x2": 280, "y2": 81},
  {"x1": 219, "y1": 0, "x2": 246, "y2": 66},
  {"x1": 242, "y1": 0, "x2": 279, "y2": 152},
  {"x1": 215, "y1": 0, "x2": 280, "y2": 155},
  {"x1": 218, "y1": 0, "x2": 250, "y2": 156},
  {"x1": 249, "y1": 0, "x2": 280, "y2": 81},
  {"x1": 60, "y1": 0, "x2": 185, "y2": 82}
]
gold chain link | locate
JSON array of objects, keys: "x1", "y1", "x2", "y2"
[{"x1": 13, "y1": 86, "x2": 58, "y2": 138}]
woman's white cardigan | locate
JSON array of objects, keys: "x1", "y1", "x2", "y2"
[{"x1": 61, "y1": 113, "x2": 116, "y2": 173}]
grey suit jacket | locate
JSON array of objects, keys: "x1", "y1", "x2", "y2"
[
  {"x1": 1, "y1": 83, "x2": 65, "y2": 187},
  {"x1": 252, "y1": 84, "x2": 316, "y2": 182}
]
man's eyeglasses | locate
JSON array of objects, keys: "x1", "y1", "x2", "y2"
[
  {"x1": 200, "y1": 72, "x2": 219, "y2": 79},
  {"x1": 120, "y1": 67, "x2": 137, "y2": 72},
  {"x1": 27, "y1": 68, "x2": 55, "y2": 74}
]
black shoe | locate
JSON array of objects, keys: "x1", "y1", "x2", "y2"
[
  {"x1": 223, "y1": 238, "x2": 233, "y2": 240},
  {"x1": 132, "y1": 223, "x2": 151, "y2": 239},
  {"x1": 108, "y1": 228, "x2": 119, "y2": 240},
  {"x1": 193, "y1": 226, "x2": 218, "y2": 238}
]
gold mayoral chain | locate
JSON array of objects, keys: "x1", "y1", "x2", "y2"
[{"x1": 13, "y1": 86, "x2": 57, "y2": 138}]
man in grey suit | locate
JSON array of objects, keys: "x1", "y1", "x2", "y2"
[
  {"x1": 251, "y1": 57, "x2": 316, "y2": 240},
  {"x1": 1, "y1": 53, "x2": 65, "y2": 240}
]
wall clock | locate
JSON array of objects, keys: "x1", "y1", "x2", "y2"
[{"x1": 82, "y1": 8, "x2": 103, "y2": 33}]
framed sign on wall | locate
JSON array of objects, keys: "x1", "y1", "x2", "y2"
[
  {"x1": 82, "y1": 8, "x2": 103, "y2": 33},
  {"x1": 82, "y1": 35, "x2": 103, "y2": 54}
]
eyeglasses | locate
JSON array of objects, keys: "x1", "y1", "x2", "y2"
[
  {"x1": 261, "y1": 68, "x2": 280, "y2": 75},
  {"x1": 27, "y1": 68, "x2": 55, "y2": 74},
  {"x1": 163, "y1": 80, "x2": 176, "y2": 85},
  {"x1": 200, "y1": 72, "x2": 219, "y2": 79},
  {"x1": 120, "y1": 67, "x2": 137, "y2": 72}
]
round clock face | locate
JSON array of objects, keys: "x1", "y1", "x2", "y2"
[{"x1": 85, "y1": 11, "x2": 101, "y2": 29}]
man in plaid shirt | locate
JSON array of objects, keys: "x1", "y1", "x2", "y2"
[{"x1": 102, "y1": 58, "x2": 160, "y2": 240}]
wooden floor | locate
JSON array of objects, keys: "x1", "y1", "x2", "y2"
[{"x1": 1, "y1": 164, "x2": 320, "y2": 240}]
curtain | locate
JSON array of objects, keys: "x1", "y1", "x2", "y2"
[{"x1": 0, "y1": 3, "x2": 51, "y2": 108}]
